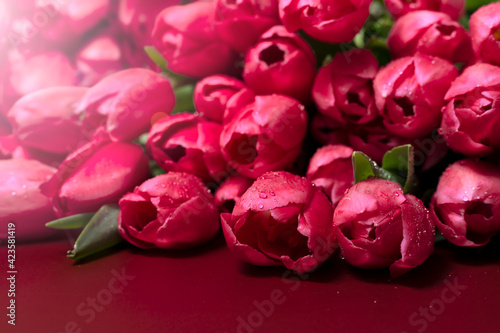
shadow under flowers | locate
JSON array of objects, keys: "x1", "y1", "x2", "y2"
[
  {"x1": 239, "y1": 256, "x2": 342, "y2": 284},
  {"x1": 123, "y1": 230, "x2": 228, "y2": 259}
]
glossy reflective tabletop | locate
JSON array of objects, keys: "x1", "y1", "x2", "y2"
[{"x1": 2, "y1": 232, "x2": 500, "y2": 333}]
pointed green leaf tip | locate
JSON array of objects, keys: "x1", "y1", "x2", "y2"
[
  {"x1": 67, "y1": 204, "x2": 123, "y2": 261},
  {"x1": 144, "y1": 46, "x2": 168, "y2": 73},
  {"x1": 352, "y1": 144, "x2": 416, "y2": 194},
  {"x1": 381, "y1": 144, "x2": 415, "y2": 193},
  {"x1": 45, "y1": 213, "x2": 94, "y2": 229},
  {"x1": 352, "y1": 151, "x2": 376, "y2": 184}
]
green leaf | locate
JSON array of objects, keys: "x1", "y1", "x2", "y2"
[
  {"x1": 144, "y1": 46, "x2": 195, "y2": 89},
  {"x1": 144, "y1": 46, "x2": 168, "y2": 73},
  {"x1": 172, "y1": 84, "x2": 195, "y2": 114},
  {"x1": 365, "y1": 38, "x2": 392, "y2": 66},
  {"x1": 352, "y1": 151, "x2": 376, "y2": 184},
  {"x1": 45, "y1": 213, "x2": 95, "y2": 229},
  {"x1": 352, "y1": 148, "x2": 411, "y2": 187},
  {"x1": 67, "y1": 204, "x2": 123, "y2": 261},
  {"x1": 466, "y1": 0, "x2": 496, "y2": 12},
  {"x1": 381, "y1": 144, "x2": 416, "y2": 193}
]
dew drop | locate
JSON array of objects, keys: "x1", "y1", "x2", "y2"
[
  {"x1": 258, "y1": 204, "x2": 264, "y2": 209},
  {"x1": 462, "y1": 196, "x2": 468, "y2": 201},
  {"x1": 269, "y1": 191, "x2": 275, "y2": 196},
  {"x1": 259, "y1": 192, "x2": 267, "y2": 199},
  {"x1": 394, "y1": 192, "x2": 400, "y2": 197},
  {"x1": 11, "y1": 191, "x2": 16, "y2": 196}
]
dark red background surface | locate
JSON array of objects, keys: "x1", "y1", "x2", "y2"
[{"x1": 2, "y1": 232, "x2": 500, "y2": 333}]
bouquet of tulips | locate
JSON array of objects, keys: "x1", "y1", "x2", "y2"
[{"x1": 1, "y1": 0, "x2": 499, "y2": 278}]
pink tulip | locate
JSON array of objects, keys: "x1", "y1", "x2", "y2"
[
  {"x1": 0, "y1": 159, "x2": 57, "y2": 241},
  {"x1": 373, "y1": 53, "x2": 458, "y2": 139},
  {"x1": 439, "y1": 63, "x2": 500, "y2": 156},
  {"x1": 40, "y1": 133, "x2": 149, "y2": 217},
  {"x1": 279, "y1": 0, "x2": 371, "y2": 44},
  {"x1": 243, "y1": 25, "x2": 316, "y2": 104},
  {"x1": 152, "y1": 1, "x2": 238, "y2": 77},
  {"x1": 147, "y1": 113, "x2": 228, "y2": 183},
  {"x1": 78, "y1": 68, "x2": 175, "y2": 142},
  {"x1": 306, "y1": 144, "x2": 354, "y2": 206},
  {"x1": 118, "y1": 172, "x2": 220, "y2": 249},
  {"x1": 469, "y1": 2, "x2": 500, "y2": 66},
  {"x1": 7, "y1": 87, "x2": 88, "y2": 154},
  {"x1": 430, "y1": 159, "x2": 500, "y2": 247},
  {"x1": 334, "y1": 179, "x2": 435, "y2": 277},
  {"x1": 221, "y1": 171, "x2": 336, "y2": 273},
  {"x1": 220, "y1": 94, "x2": 307, "y2": 178}
]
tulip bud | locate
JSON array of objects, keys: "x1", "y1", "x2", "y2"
[
  {"x1": 220, "y1": 94, "x2": 308, "y2": 178},
  {"x1": 334, "y1": 179, "x2": 435, "y2": 277},
  {"x1": 388, "y1": 10, "x2": 473, "y2": 64},
  {"x1": 118, "y1": 172, "x2": 220, "y2": 249},
  {"x1": 152, "y1": 1, "x2": 238, "y2": 78},
  {"x1": 221, "y1": 171, "x2": 336, "y2": 273},
  {"x1": 75, "y1": 34, "x2": 125, "y2": 86},
  {"x1": 430, "y1": 159, "x2": 500, "y2": 247},
  {"x1": 7, "y1": 87, "x2": 88, "y2": 154},
  {"x1": 373, "y1": 53, "x2": 458, "y2": 139},
  {"x1": 384, "y1": 0, "x2": 464, "y2": 20},
  {"x1": 78, "y1": 68, "x2": 176, "y2": 142},
  {"x1": 0, "y1": 159, "x2": 58, "y2": 241},
  {"x1": 193, "y1": 75, "x2": 246, "y2": 123},
  {"x1": 214, "y1": 0, "x2": 280, "y2": 53},
  {"x1": 439, "y1": 63, "x2": 500, "y2": 156},
  {"x1": 469, "y1": 2, "x2": 500, "y2": 66},
  {"x1": 40, "y1": 133, "x2": 149, "y2": 217},
  {"x1": 313, "y1": 49, "x2": 379, "y2": 125},
  {"x1": 243, "y1": 26, "x2": 316, "y2": 104},
  {"x1": 279, "y1": 0, "x2": 371, "y2": 44},
  {"x1": 306, "y1": 145, "x2": 354, "y2": 206},
  {"x1": 147, "y1": 113, "x2": 228, "y2": 183},
  {"x1": 214, "y1": 175, "x2": 253, "y2": 212}
]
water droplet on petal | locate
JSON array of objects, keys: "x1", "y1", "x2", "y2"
[
  {"x1": 462, "y1": 196, "x2": 468, "y2": 201},
  {"x1": 394, "y1": 192, "x2": 400, "y2": 197},
  {"x1": 11, "y1": 191, "x2": 16, "y2": 196},
  {"x1": 258, "y1": 204, "x2": 264, "y2": 209},
  {"x1": 259, "y1": 192, "x2": 267, "y2": 199},
  {"x1": 269, "y1": 191, "x2": 275, "y2": 196}
]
